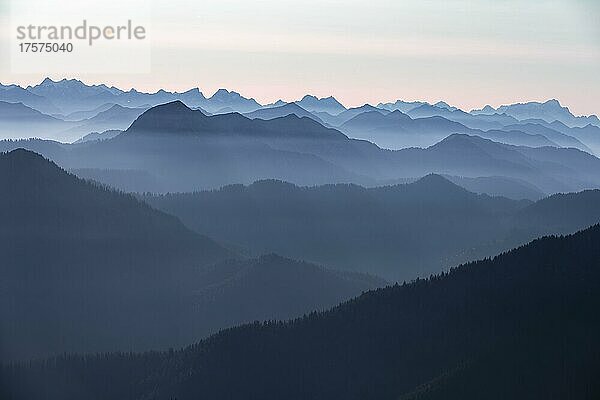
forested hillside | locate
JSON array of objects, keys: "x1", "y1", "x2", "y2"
[{"x1": 3, "y1": 225, "x2": 599, "y2": 399}]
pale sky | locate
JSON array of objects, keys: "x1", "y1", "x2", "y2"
[{"x1": 1, "y1": 0, "x2": 599, "y2": 115}]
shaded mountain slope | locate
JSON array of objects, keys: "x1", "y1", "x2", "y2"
[
  {"x1": 2, "y1": 103, "x2": 599, "y2": 195},
  {"x1": 495, "y1": 99, "x2": 600, "y2": 127},
  {"x1": 145, "y1": 175, "x2": 600, "y2": 281},
  {"x1": 244, "y1": 103, "x2": 325, "y2": 124},
  {"x1": 444, "y1": 175, "x2": 545, "y2": 200},
  {"x1": 123, "y1": 101, "x2": 346, "y2": 140},
  {"x1": 545, "y1": 121, "x2": 600, "y2": 156},
  {"x1": 515, "y1": 189, "x2": 600, "y2": 232},
  {"x1": 0, "y1": 149, "x2": 231, "y2": 359},
  {"x1": 392, "y1": 134, "x2": 600, "y2": 194},
  {"x1": 0, "y1": 83, "x2": 61, "y2": 115},
  {"x1": 318, "y1": 104, "x2": 390, "y2": 126},
  {"x1": 340, "y1": 110, "x2": 467, "y2": 148},
  {"x1": 0, "y1": 101, "x2": 72, "y2": 140},
  {"x1": 61, "y1": 104, "x2": 147, "y2": 141},
  {"x1": 0, "y1": 149, "x2": 380, "y2": 361},
  {"x1": 340, "y1": 110, "x2": 556, "y2": 149},
  {"x1": 502, "y1": 122, "x2": 592, "y2": 153},
  {"x1": 4, "y1": 225, "x2": 599, "y2": 400},
  {"x1": 405, "y1": 103, "x2": 512, "y2": 130},
  {"x1": 144, "y1": 175, "x2": 529, "y2": 280},
  {"x1": 295, "y1": 95, "x2": 346, "y2": 115}
]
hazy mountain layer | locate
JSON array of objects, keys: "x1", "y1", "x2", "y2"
[
  {"x1": 0, "y1": 149, "x2": 382, "y2": 360},
  {"x1": 144, "y1": 176, "x2": 600, "y2": 281},
  {"x1": 1, "y1": 102, "x2": 600, "y2": 195},
  {"x1": 4, "y1": 225, "x2": 599, "y2": 400}
]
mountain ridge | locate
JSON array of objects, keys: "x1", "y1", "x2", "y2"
[{"x1": 5, "y1": 224, "x2": 599, "y2": 399}]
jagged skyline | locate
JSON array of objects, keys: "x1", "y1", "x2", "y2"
[
  {"x1": 1, "y1": 0, "x2": 599, "y2": 115},
  {"x1": 2, "y1": 76, "x2": 599, "y2": 119}
]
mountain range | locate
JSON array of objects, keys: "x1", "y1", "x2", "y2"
[
  {"x1": 0, "y1": 149, "x2": 383, "y2": 361},
  {"x1": 473, "y1": 99, "x2": 600, "y2": 128},
  {"x1": 144, "y1": 176, "x2": 600, "y2": 281},
  {"x1": 4, "y1": 224, "x2": 599, "y2": 399},
  {"x1": 2, "y1": 100, "x2": 600, "y2": 197},
  {"x1": 295, "y1": 94, "x2": 347, "y2": 115},
  {"x1": 2, "y1": 77, "x2": 600, "y2": 399},
  {"x1": 340, "y1": 110, "x2": 562, "y2": 149},
  {"x1": 0, "y1": 78, "x2": 600, "y2": 154}
]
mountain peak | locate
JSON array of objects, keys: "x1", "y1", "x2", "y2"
[
  {"x1": 3, "y1": 148, "x2": 46, "y2": 163},
  {"x1": 211, "y1": 89, "x2": 240, "y2": 100},
  {"x1": 410, "y1": 173, "x2": 464, "y2": 191},
  {"x1": 154, "y1": 100, "x2": 191, "y2": 112},
  {"x1": 297, "y1": 94, "x2": 346, "y2": 115},
  {"x1": 0, "y1": 148, "x2": 63, "y2": 180},
  {"x1": 430, "y1": 133, "x2": 484, "y2": 150},
  {"x1": 181, "y1": 87, "x2": 204, "y2": 96},
  {"x1": 40, "y1": 77, "x2": 56, "y2": 85},
  {"x1": 433, "y1": 101, "x2": 457, "y2": 111},
  {"x1": 388, "y1": 109, "x2": 411, "y2": 119},
  {"x1": 125, "y1": 100, "x2": 204, "y2": 135},
  {"x1": 544, "y1": 99, "x2": 561, "y2": 106}
]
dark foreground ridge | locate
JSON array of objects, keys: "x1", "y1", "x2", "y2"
[{"x1": 3, "y1": 224, "x2": 599, "y2": 400}]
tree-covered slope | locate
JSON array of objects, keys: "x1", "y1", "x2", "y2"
[
  {"x1": 0, "y1": 150, "x2": 381, "y2": 361},
  {"x1": 3, "y1": 225, "x2": 599, "y2": 399}
]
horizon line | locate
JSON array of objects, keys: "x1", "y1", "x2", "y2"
[{"x1": 2, "y1": 76, "x2": 599, "y2": 118}]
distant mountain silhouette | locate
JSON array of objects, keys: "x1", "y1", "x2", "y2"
[
  {"x1": 0, "y1": 101, "x2": 73, "y2": 140},
  {"x1": 502, "y1": 122, "x2": 593, "y2": 153},
  {"x1": 27, "y1": 78, "x2": 121, "y2": 113},
  {"x1": 296, "y1": 95, "x2": 347, "y2": 115},
  {"x1": 22, "y1": 78, "x2": 218, "y2": 115},
  {"x1": 144, "y1": 174, "x2": 600, "y2": 280},
  {"x1": 0, "y1": 83, "x2": 61, "y2": 114},
  {"x1": 125, "y1": 101, "x2": 347, "y2": 141},
  {"x1": 143, "y1": 175, "x2": 526, "y2": 280},
  {"x1": 476, "y1": 129, "x2": 557, "y2": 147},
  {"x1": 340, "y1": 109, "x2": 458, "y2": 148},
  {"x1": 391, "y1": 134, "x2": 600, "y2": 194},
  {"x1": 542, "y1": 121, "x2": 600, "y2": 156},
  {"x1": 515, "y1": 189, "x2": 600, "y2": 233},
  {"x1": 0, "y1": 101, "x2": 63, "y2": 124},
  {"x1": 59, "y1": 104, "x2": 148, "y2": 142},
  {"x1": 444, "y1": 175, "x2": 545, "y2": 201},
  {"x1": 318, "y1": 104, "x2": 390, "y2": 126},
  {"x1": 433, "y1": 100, "x2": 458, "y2": 111},
  {"x1": 409, "y1": 103, "x2": 527, "y2": 130},
  {"x1": 61, "y1": 102, "x2": 116, "y2": 121},
  {"x1": 0, "y1": 105, "x2": 362, "y2": 191},
  {"x1": 377, "y1": 99, "x2": 427, "y2": 113},
  {"x1": 481, "y1": 99, "x2": 600, "y2": 128},
  {"x1": 0, "y1": 100, "x2": 146, "y2": 144},
  {"x1": 244, "y1": 103, "x2": 325, "y2": 124},
  {"x1": 0, "y1": 149, "x2": 380, "y2": 361},
  {"x1": 73, "y1": 129, "x2": 122, "y2": 144},
  {"x1": 264, "y1": 99, "x2": 287, "y2": 108},
  {"x1": 2, "y1": 102, "x2": 599, "y2": 195},
  {"x1": 206, "y1": 88, "x2": 262, "y2": 113},
  {"x1": 340, "y1": 110, "x2": 556, "y2": 149},
  {"x1": 6, "y1": 224, "x2": 599, "y2": 399}
]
